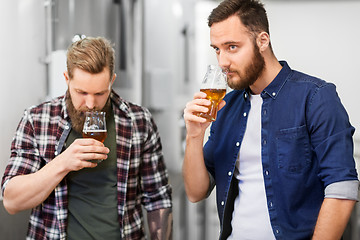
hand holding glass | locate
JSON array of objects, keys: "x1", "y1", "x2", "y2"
[{"x1": 196, "y1": 65, "x2": 227, "y2": 122}]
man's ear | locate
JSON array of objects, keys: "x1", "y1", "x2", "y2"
[
  {"x1": 111, "y1": 73, "x2": 116, "y2": 85},
  {"x1": 257, "y1": 32, "x2": 270, "y2": 52},
  {"x1": 64, "y1": 71, "x2": 70, "y2": 86}
]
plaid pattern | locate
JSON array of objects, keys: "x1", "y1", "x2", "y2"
[{"x1": 2, "y1": 90, "x2": 172, "y2": 240}]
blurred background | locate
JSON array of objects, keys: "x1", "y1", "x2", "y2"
[{"x1": 0, "y1": 0, "x2": 359, "y2": 239}]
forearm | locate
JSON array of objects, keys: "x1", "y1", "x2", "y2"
[
  {"x1": 182, "y1": 135, "x2": 210, "y2": 202},
  {"x1": 147, "y1": 208, "x2": 173, "y2": 240},
  {"x1": 312, "y1": 198, "x2": 356, "y2": 240},
  {"x1": 3, "y1": 157, "x2": 69, "y2": 214}
]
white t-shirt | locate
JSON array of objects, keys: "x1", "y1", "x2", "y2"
[{"x1": 228, "y1": 94, "x2": 276, "y2": 240}]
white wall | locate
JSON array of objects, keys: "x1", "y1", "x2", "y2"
[
  {"x1": 143, "y1": 0, "x2": 190, "y2": 173},
  {"x1": 0, "y1": 0, "x2": 47, "y2": 198},
  {"x1": 263, "y1": 0, "x2": 360, "y2": 139}
]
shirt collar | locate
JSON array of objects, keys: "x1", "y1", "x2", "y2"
[
  {"x1": 243, "y1": 90, "x2": 250, "y2": 101},
  {"x1": 61, "y1": 94, "x2": 70, "y2": 120},
  {"x1": 261, "y1": 61, "x2": 292, "y2": 99}
]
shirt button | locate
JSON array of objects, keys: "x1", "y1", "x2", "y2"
[
  {"x1": 263, "y1": 140, "x2": 267, "y2": 145},
  {"x1": 55, "y1": 151, "x2": 58, "y2": 156},
  {"x1": 243, "y1": 112, "x2": 247, "y2": 117},
  {"x1": 263, "y1": 109, "x2": 267, "y2": 115},
  {"x1": 228, "y1": 171, "x2": 232, "y2": 176},
  {"x1": 269, "y1": 201, "x2": 273, "y2": 207},
  {"x1": 265, "y1": 170, "x2": 269, "y2": 176},
  {"x1": 244, "y1": 93, "x2": 248, "y2": 99},
  {"x1": 65, "y1": 125, "x2": 70, "y2": 130},
  {"x1": 272, "y1": 92, "x2": 276, "y2": 97},
  {"x1": 221, "y1": 201, "x2": 225, "y2": 206},
  {"x1": 236, "y1": 142, "x2": 240, "y2": 147}
]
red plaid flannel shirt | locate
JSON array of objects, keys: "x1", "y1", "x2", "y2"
[{"x1": 1, "y1": 90, "x2": 172, "y2": 240}]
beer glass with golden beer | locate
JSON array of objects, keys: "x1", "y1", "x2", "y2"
[
  {"x1": 197, "y1": 65, "x2": 227, "y2": 122},
  {"x1": 82, "y1": 111, "x2": 107, "y2": 142}
]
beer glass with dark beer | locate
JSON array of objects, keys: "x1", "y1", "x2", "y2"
[{"x1": 197, "y1": 65, "x2": 227, "y2": 122}]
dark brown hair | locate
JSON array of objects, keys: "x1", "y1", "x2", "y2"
[
  {"x1": 66, "y1": 36, "x2": 115, "y2": 80},
  {"x1": 208, "y1": 0, "x2": 270, "y2": 38}
]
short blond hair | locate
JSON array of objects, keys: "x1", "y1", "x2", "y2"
[{"x1": 66, "y1": 36, "x2": 115, "y2": 80}]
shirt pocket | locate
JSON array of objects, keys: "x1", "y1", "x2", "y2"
[{"x1": 276, "y1": 125, "x2": 311, "y2": 174}]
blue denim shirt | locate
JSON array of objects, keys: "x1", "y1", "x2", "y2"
[{"x1": 203, "y1": 61, "x2": 358, "y2": 239}]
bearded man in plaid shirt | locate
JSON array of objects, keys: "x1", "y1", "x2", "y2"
[{"x1": 1, "y1": 36, "x2": 172, "y2": 240}]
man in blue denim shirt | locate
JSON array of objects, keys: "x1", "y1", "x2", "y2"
[{"x1": 183, "y1": 0, "x2": 359, "y2": 239}]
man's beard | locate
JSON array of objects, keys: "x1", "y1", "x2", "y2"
[
  {"x1": 227, "y1": 43, "x2": 265, "y2": 91},
  {"x1": 65, "y1": 91, "x2": 112, "y2": 133}
]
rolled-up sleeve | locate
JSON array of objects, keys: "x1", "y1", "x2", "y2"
[
  {"x1": 325, "y1": 180, "x2": 359, "y2": 201},
  {"x1": 1, "y1": 110, "x2": 41, "y2": 195},
  {"x1": 308, "y1": 83, "x2": 358, "y2": 187},
  {"x1": 140, "y1": 112, "x2": 172, "y2": 211}
]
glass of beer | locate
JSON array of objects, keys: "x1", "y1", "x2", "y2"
[
  {"x1": 197, "y1": 65, "x2": 227, "y2": 122},
  {"x1": 82, "y1": 111, "x2": 107, "y2": 142},
  {"x1": 82, "y1": 111, "x2": 107, "y2": 163}
]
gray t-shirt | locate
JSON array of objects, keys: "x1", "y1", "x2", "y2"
[{"x1": 66, "y1": 109, "x2": 121, "y2": 240}]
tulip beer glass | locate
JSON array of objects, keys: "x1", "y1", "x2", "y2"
[
  {"x1": 82, "y1": 111, "x2": 107, "y2": 143},
  {"x1": 197, "y1": 65, "x2": 227, "y2": 122}
]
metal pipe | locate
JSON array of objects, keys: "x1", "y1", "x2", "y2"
[{"x1": 43, "y1": 0, "x2": 53, "y2": 97}]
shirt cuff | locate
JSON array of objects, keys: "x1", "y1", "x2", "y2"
[
  {"x1": 324, "y1": 180, "x2": 359, "y2": 201},
  {"x1": 1, "y1": 179, "x2": 10, "y2": 198}
]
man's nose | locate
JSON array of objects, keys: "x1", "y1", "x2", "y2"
[
  {"x1": 85, "y1": 95, "x2": 96, "y2": 110},
  {"x1": 218, "y1": 52, "x2": 230, "y2": 70}
]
